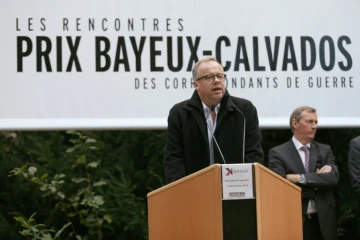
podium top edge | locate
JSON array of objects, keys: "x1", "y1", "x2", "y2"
[{"x1": 147, "y1": 164, "x2": 221, "y2": 198}]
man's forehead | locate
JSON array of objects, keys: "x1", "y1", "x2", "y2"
[
  {"x1": 198, "y1": 61, "x2": 222, "y2": 69},
  {"x1": 301, "y1": 111, "x2": 317, "y2": 119}
]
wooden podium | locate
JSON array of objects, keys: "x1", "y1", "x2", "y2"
[{"x1": 147, "y1": 163, "x2": 302, "y2": 240}]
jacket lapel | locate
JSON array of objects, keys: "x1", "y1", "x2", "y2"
[
  {"x1": 192, "y1": 110, "x2": 208, "y2": 143},
  {"x1": 183, "y1": 91, "x2": 208, "y2": 143},
  {"x1": 309, "y1": 142, "x2": 318, "y2": 173},
  {"x1": 287, "y1": 140, "x2": 306, "y2": 173},
  {"x1": 215, "y1": 91, "x2": 234, "y2": 131}
]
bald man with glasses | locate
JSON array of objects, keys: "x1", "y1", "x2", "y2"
[{"x1": 164, "y1": 56, "x2": 264, "y2": 184}]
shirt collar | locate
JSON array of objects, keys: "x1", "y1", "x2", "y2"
[
  {"x1": 202, "y1": 102, "x2": 220, "y2": 115},
  {"x1": 292, "y1": 136, "x2": 311, "y2": 150}
]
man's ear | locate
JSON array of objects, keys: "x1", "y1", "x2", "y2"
[
  {"x1": 194, "y1": 81, "x2": 199, "y2": 89},
  {"x1": 291, "y1": 119, "x2": 298, "y2": 130}
]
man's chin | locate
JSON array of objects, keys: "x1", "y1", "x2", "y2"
[
  {"x1": 308, "y1": 135, "x2": 315, "y2": 141},
  {"x1": 212, "y1": 91, "x2": 224, "y2": 99}
]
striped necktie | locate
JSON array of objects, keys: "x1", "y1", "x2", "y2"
[
  {"x1": 301, "y1": 146, "x2": 310, "y2": 173},
  {"x1": 211, "y1": 110, "x2": 216, "y2": 123}
]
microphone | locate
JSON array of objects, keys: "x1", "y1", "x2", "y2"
[
  {"x1": 232, "y1": 104, "x2": 246, "y2": 163},
  {"x1": 205, "y1": 105, "x2": 226, "y2": 164}
]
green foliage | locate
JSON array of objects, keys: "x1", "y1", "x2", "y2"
[
  {"x1": 103, "y1": 165, "x2": 148, "y2": 238},
  {"x1": 1, "y1": 130, "x2": 159, "y2": 239},
  {"x1": 8, "y1": 131, "x2": 113, "y2": 239},
  {"x1": 1, "y1": 128, "x2": 359, "y2": 239},
  {"x1": 14, "y1": 213, "x2": 71, "y2": 240}
]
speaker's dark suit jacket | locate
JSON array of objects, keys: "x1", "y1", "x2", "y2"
[
  {"x1": 164, "y1": 90, "x2": 264, "y2": 184},
  {"x1": 268, "y1": 140, "x2": 339, "y2": 240}
]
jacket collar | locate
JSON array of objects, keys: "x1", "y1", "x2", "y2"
[
  {"x1": 288, "y1": 139, "x2": 318, "y2": 173},
  {"x1": 182, "y1": 90, "x2": 235, "y2": 143},
  {"x1": 183, "y1": 89, "x2": 234, "y2": 113}
]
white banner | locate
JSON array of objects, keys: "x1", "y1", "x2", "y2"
[{"x1": 0, "y1": 0, "x2": 359, "y2": 130}]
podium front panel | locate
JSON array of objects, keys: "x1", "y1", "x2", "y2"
[{"x1": 222, "y1": 199, "x2": 257, "y2": 240}]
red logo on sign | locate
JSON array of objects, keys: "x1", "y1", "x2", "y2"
[{"x1": 225, "y1": 168, "x2": 233, "y2": 176}]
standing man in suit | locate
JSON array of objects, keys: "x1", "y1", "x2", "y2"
[
  {"x1": 164, "y1": 56, "x2": 264, "y2": 184},
  {"x1": 268, "y1": 106, "x2": 339, "y2": 240},
  {"x1": 348, "y1": 135, "x2": 360, "y2": 238}
]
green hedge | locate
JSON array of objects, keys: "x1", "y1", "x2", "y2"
[{"x1": 0, "y1": 128, "x2": 359, "y2": 239}]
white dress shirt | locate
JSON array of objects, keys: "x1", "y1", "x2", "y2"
[
  {"x1": 292, "y1": 136, "x2": 317, "y2": 214},
  {"x1": 203, "y1": 102, "x2": 220, "y2": 165}
]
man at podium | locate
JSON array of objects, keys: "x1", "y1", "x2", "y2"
[
  {"x1": 164, "y1": 56, "x2": 264, "y2": 184},
  {"x1": 268, "y1": 106, "x2": 339, "y2": 240}
]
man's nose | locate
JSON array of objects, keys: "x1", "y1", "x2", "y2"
[{"x1": 212, "y1": 76, "x2": 221, "y2": 84}]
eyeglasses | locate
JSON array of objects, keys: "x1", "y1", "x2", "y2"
[{"x1": 195, "y1": 74, "x2": 227, "y2": 82}]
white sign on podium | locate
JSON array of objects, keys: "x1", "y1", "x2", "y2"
[{"x1": 221, "y1": 164, "x2": 254, "y2": 200}]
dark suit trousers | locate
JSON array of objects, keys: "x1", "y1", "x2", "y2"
[
  {"x1": 303, "y1": 213, "x2": 324, "y2": 240},
  {"x1": 355, "y1": 196, "x2": 360, "y2": 238}
]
